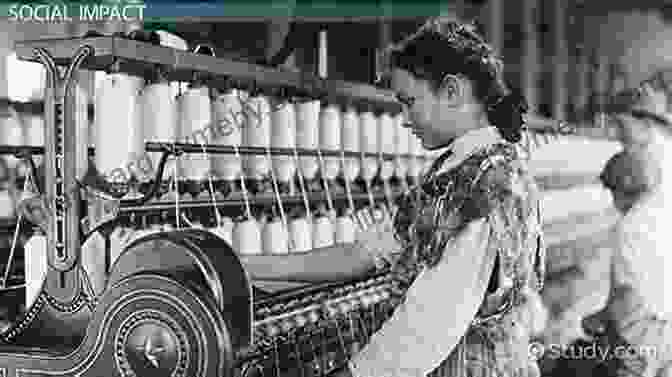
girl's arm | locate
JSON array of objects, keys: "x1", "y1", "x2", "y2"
[{"x1": 240, "y1": 230, "x2": 402, "y2": 283}]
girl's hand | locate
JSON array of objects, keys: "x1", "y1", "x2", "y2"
[{"x1": 355, "y1": 227, "x2": 403, "y2": 269}]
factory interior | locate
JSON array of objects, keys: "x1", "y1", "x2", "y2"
[{"x1": 0, "y1": 0, "x2": 667, "y2": 376}]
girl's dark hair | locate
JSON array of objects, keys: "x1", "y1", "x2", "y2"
[{"x1": 389, "y1": 19, "x2": 528, "y2": 143}]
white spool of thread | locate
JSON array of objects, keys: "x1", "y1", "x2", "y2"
[
  {"x1": 295, "y1": 99, "x2": 320, "y2": 180},
  {"x1": 243, "y1": 95, "x2": 272, "y2": 180},
  {"x1": 95, "y1": 74, "x2": 141, "y2": 181},
  {"x1": 320, "y1": 104, "x2": 342, "y2": 180},
  {"x1": 359, "y1": 110, "x2": 378, "y2": 181},
  {"x1": 233, "y1": 216, "x2": 263, "y2": 255},
  {"x1": 341, "y1": 106, "x2": 360, "y2": 181},
  {"x1": 212, "y1": 89, "x2": 244, "y2": 181},
  {"x1": 24, "y1": 228, "x2": 47, "y2": 309},
  {"x1": 378, "y1": 112, "x2": 395, "y2": 180},
  {"x1": 289, "y1": 216, "x2": 312, "y2": 253},
  {"x1": 177, "y1": 86, "x2": 212, "y2": 180},
  {"x1": 262, "y1": 216, "x2": 289, "y2": 255},
  {"x1": 335, "y1": 214, "x2": 357, "y2": 244},
  {"x1": 312, "y1": 213, "x2": 334, "y2": 249},
  {"x1": 141, "y1": 80, "x2": 177, "y2": 176},
  {"x1": 271, "y1": 99, "x2": 296, "y2": 184}
]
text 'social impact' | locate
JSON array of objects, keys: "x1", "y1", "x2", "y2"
[{"x1": 9, "y1": 3, "x2": 146, "y2": 22}]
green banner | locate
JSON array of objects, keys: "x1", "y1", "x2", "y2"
[{"x1": 1, "y1": 0, "x2": 457, "y2": 22}]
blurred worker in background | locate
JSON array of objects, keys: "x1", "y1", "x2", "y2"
[
  {"x1": 581, "y1": 10, "x2": 672, "y2": 377},
  {"x1": 585, "y1": 147, "x2": 672, "y2": 377}
]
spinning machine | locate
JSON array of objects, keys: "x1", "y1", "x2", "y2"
[{"x1": 0, "y1": 32, "x2": 574, "y2": 377}]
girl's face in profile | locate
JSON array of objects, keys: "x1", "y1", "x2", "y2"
[{"x1": 390, "y1": 68, "x2": 472, "y2": 150}]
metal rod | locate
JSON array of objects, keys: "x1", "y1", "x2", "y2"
[
  {"x1": 118, "y1": 192, "x2": 395, "y2": 213},
  {"x1": 0, "y1": 144, "x2": 427, "y2": 161},
  {"x1": 146, "y1": 143, "x2": 404, "y2": 159}
]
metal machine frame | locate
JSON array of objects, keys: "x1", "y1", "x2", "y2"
[{"x1": 0, "y1": 35, "x2": 403, "y2": 377}]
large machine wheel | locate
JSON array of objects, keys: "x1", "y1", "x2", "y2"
[
  {"x1": 92, "y1": 273, "x2": 233, "y2": 377},
  {"x1": 0, "y1": 273, "x2": 233, "y2": 377},
  {"x1": 108, "y1": 229, "x2": 253, "y2": 350}
]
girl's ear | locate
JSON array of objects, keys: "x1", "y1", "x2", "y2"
[{"x1": 437, "y1": 74, "x2": 466, "y2": 108}]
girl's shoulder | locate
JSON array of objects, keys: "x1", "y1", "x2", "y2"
[
  {"x1": 436, "y1": 142, "x2": 537, "y2": 221},
  {"x1": 429, "y1": 142, "x2": 531, "y2": 196}
]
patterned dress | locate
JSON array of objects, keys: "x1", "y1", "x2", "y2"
[{"x1": 390, "y1": 141, "x2": 545, "y2": 377}]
